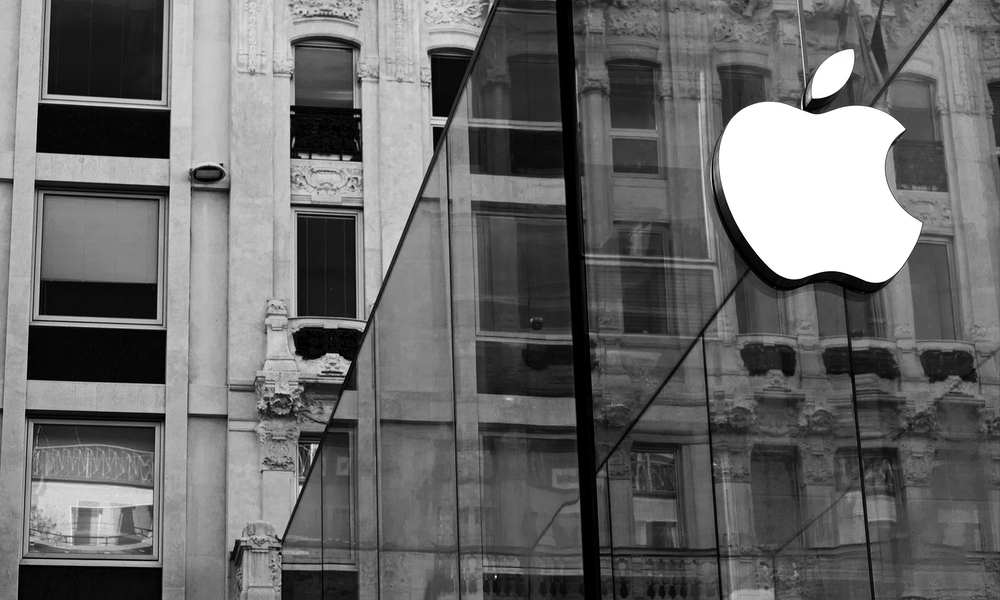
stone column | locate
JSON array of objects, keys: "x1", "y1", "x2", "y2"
[{"x1": 232, "y1": 521, "x2": 282, "y2": 600}]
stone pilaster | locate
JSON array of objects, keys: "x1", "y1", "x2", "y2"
[{"x1": 232, "y1": 522, "x2": 282, "y2": 600}]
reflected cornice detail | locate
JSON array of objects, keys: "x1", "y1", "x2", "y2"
[
  {"x1": 605, "y1": 0, "x2": 661, "y2": 38},
  {"x1": 424, "y1": 0, "x2": 489, "y2": 28}
]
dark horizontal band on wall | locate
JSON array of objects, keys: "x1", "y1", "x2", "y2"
[
  {"x1": 19, "y1": 565, "x2": 162, "y2": 600},
  {"x1": 36, "y1": 103, "x2": 171, "y2": 159},
  {"x1": 28, "y1": 325, "x2": 167, "y2": 384}
]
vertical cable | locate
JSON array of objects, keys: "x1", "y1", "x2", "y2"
[
  {"x1": 795, "y1": 0, "x2": 809, "y2": 86},
  {"x1": 701, "y1": 336, "x2": 726, "y2": 600},
  {"x1": 843, "y1": 288, "x2": 878, "y2": 600},
  {"x1": 554, "y1": 1, "x2": 602, "y2": 597}
]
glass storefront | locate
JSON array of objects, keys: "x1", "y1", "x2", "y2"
[{"x1": 282, "y1": 0, "x2": 1000, "y2": 598}]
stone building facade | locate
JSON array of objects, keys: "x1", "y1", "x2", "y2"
[{"x1": 0, "y1": 0, "x2": 486, "y2": 597}]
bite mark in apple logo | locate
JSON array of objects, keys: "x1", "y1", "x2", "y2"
[{"x1": 712, "y1": 49, "x2": 922, "y2": 293}]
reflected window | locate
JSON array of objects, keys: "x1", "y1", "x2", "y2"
[
  {"x1": 297, "y1": 438, "x2": 321, "y2": 495},
  {"x1": 609, "y1": 62, "x2": 659, "y2": 175},
  {"x1": 718, "y1": 66, "x2": 768, "y2": 127},
  {"x1": 26, "y1": 421, "x2": 159, "y2": 559},
  {"x1": 44, "y1": 0, "x2": 167, "y2": 104},
  {"x1": 476, "y1": 214, "x2": 571, "y2": 333},
  {"x1": 291, "y1": 42, "x2": 361, "y2": 160},
  {"x1": 734, "y1": 268, "x2": 785, "y2": 335},
  {"x1": 481, "y1": 433, "x2": 580, "y2": 552},
  {"x1": 908, "y1": 242, "x2": 957, "y2": 340},
  {"x1": 835, "y1": 451, "x2": 899, "y2": 520},
  {"x1": 35, "y1": 192, "x2": 164, "y2": 326},
  {"x1": 890, "y1": 78, "x2": 947, "y2": 191},
  {"x1": 930, "y1": 448, "x2": 989, "y2": 550},
  {"x1": 296, "y1": 212, "x2": 360, "y2": 319},
  {"x1": 430, "y1": 51, "x2": 472, "y2": 149},
  {"x1": 631, "y1": 449, "x2": 679, "y2": 548},
  {"x1": 815, "y1": 285, "x2": 885, "y2": 337},
  {"x1": 750, "y1": 447, "x2": 801, "y2": 547},
  {"x1": 509, "y1": 55, "x2": 560, "y2": 123}
]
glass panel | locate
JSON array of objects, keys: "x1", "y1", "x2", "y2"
[
  {"x1": 294, "y1": 45, "x2": 354, "y2": 109},
  {"x1": 39, "y1": 195, "x2": 159, "y2": 320},
  {"x1": 28, "y1": 423, "x2": 156, "y2": 558},
  {"x1": 609, "y1": 64, "x2": 656, "y2": 130},
  {"x1": 47, "y1": 0, "x2": 165, "y2": 101},
  {"x1": 296, "y1": 214, "x2": 358, "y2": 318}
]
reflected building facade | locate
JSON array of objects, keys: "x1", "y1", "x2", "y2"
[{"x1": 283, "y1": 1, "x2": 1000, "y2": 600}]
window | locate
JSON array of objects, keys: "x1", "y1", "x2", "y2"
[
  {"x1": 734, "y1": 263, "x2": 785, "y2": 334},
  {"x1": 908, "y1": 241, "x2": 957, "y2": 340},
  {"x1": 615, "y1": 222, "x2": 716, "y2": 336},
  {"x1": 815, "y1": 284, "x2": 885, "y2": 337},
  {"x1": 430, "y1": 51, "x2": 472, "y2": 148},
  {"x1": 43, "y1": 0, "x2": 167, "y2": 104},
  {"x1": 718, "y1": 66, "x2": 768, "y2": 127},
  {"x1": 631, "y1": 449, "x2": 679, "y2": 547},
  {"x1": 476, "y1": 214, "x2": 571, "y2": 334},
  {"x1": 34, "y1": 192, "x2": 164, "y2": 327},
  {"x1": 297, "y1": 438, "x2": 321, "y2": 495},
  {"x1": 750, "y1": 447, "x2": 801, "y2": 547},
  {"x1": 291, "y1": 42, "x2": 360, "y2": 160},
  {"x1": 609, "y1": 62, "x2": 659, "y2": 175},
  {"x1": 890, "y1": 78, "x2": 947, "y2": 191},
  {"x1": 25, "y1": 421, "x2": 160, "y2": 560},
  {"x1": 296, "y1": 212, "x2": 361, "y2": 319}
]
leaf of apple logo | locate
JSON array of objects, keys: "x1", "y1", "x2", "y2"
[{"x1": 712, "y1": 49, "x2": 922, "y2": 293}]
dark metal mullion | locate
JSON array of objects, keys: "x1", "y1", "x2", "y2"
[{"x1": 554, "y1": 1, "x2": 602, "y2": 597}]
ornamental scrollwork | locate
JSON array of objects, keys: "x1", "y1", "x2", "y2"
[
  {"x1": 606, "y1": 0, "x2": 661, "y2": 38},
  {"x1": 288, "y1": 0, "x2": 362, "y2": 20},
  {"x1": 424, "y1": 0, "x2": 489, "y2": 28},
  {"x1": 291, "y1": 163, "x2": 364, "y2": 200}
]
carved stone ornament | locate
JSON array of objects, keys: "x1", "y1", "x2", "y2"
[
  {"x1": 420, "y1": 65, "x2": 432, "y2": 85},
  {"x1": 902, "y1": 196, "x2": 953, "y2": 231},
  {"x1": 424, "y1": 0, "x2": 489, "y2": 28},
  {"x1": 256, "y1": 372, "x2": 306, "y2": 418},
  {"x1": 315, "y1": 353, "x2": 351, "y2": 377},
  {"x1": 578, "y1": 68, "x2": 609, "y2": 95},
  {"x1": 358, "y1": 56, "x2": 380, "y2": 82},
  {"x1": 256, "y1": 418, "x2": 301, "y2": 470},
  {"x1": 288, "y1": 0, "x2": 362, "y2": 20},
  {"x1": 801, "y1": 439, "x2": 836, "y2": 484},
  {"x1": 899, "y1": 438, "x2": 935, "y2": 485},
  {"x1": 238, "y1": 0, "x2": 268, "y2": 74},
  {"x1": 273, "y1": 55, "x2": 294, "y2": 77},
  {"x1": 714, "y1": 17, "x2": 773, "y2": 46},
  {"x1": 384, "y1": 0, "x2": 415, "y2": 82},
  {"x1": 804, "y1": 408, "x2": 836, "y2": 434},
  {"x1": 606, "y1": 0, "x2": 661, "y2": 38},
  {"x1": 726, "y1": 0, "x2": 772, "y2": 19},
  {"x1": 291, "y1": 163, "x2": 364, "y2": 200},
  {"x1": 233, "y1": 521, "x2": 281, "y2": 600},
  {"x1": 713, "y1": 445, "x2": 751, "y2": 482}
]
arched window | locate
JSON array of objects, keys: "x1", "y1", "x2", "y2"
[
  {"x1": 429, "y1": 49, "x2": 473, "y2": 148},
  {"x1": 291, "y1": 40, "x2": 360, "y2": 161},
  {"x1": 890, "y1": 77, "x2": 947, "y2": 191}
]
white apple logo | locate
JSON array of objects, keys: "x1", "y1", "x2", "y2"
[{"x1": 712, "y1": 49, "x2": 921, "y2": 293}]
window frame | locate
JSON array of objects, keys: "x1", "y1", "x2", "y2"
[
  {"x1": 292, "y1": 426, "x2": 357, "y2": 566},
  {"x1": 908, "y1": 238, "x2": 960, "y2": 341},
  {"x1": 629, "y1": 445, "x2": 684, "y2": 548},
  {"x1": 40, "y1": 0, "x2": 171, "y2": 108},
  {"x1": 606, "y1": 60, "x2": 662, "y2": 178},
  {"x1": 291, "y1": 39, "x2": 359, "y2": 109},
  {"x1": 429, "y1": 49, "x2": 473, "y2": 145},
  {"x1": 32, "y1": 190, "x2": 167, "y2": 329},
  {"x1": 292, "y1": 207, "x2": 364, "y2": 320},
  {"x1": 22, "y1": 418, "x2": 163, "y2": 565},
  {"x1": 472, "y1": 207, "x2": 574, "y2": 341}
]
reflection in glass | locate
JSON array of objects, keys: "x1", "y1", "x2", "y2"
[{"x1": 28, "y1": 423, "x2": 156, "y2": 557}]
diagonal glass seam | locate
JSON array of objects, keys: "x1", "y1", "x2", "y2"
[
  {"x1": 593, "y1": 268, "x2": 752, "y2": 476},
  {"x1": 282, "y1": 0, "x2": 504, "y2": 537},
  {"x1": 869, "y1": 0, "x2": 955, "y2": 106}
]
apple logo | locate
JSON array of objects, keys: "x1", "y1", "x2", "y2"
[{"x1": 712, "y1": 49, "x2": 921, "y2": 293}]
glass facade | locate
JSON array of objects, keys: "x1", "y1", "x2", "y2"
[{"x1": 283, "y1": 1, "x2": 1000, "y2": 599}]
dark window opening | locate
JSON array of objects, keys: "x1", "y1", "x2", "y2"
[{"x1": 296, "y1": 214, "x2": 358, "y2": 318}]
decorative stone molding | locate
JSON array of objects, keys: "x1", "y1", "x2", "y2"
[
  {"x1": 290, "y1": 162, "x2": 364, "y2": 202},
  {"x1": 606, "y1": 0, "x2": 661, "y2": 38},
  {"x1": 726, "y1": 0, "x2": 772, "y2": 19},
  {"x1": 263, "y1": 299, "x2": 298, "y2": 372},
  {"x1": 288, "y1": 0, "x2": 362, "y2": 20},
  {"x1": 255, "y1": 418, "x2": 301, "y2": 470},
  {"x1": 714, "y1": 17, "x2": 773, "y2": 46},
  {"x1": 899, "y1": 438, "x2": 935, "y2": 485},
  {"x1": 713, "y1": 444, "x2": 751, "y2": 483},
  {"x1": 358, "y1": 56, "x2": 380, "y2": 82},
  {"x1": 238, "y1": 0, "x2": 269, "y2": 74},
  {"x1": 424, "y1": 0, "x2": 489, "y2": 28},
  {"x1": 801, "y1": 438, "x2": 836, "y2": 484},
  {"x1": 578, "y1": 68, "x2": 609, "y2": 95},
  {"x1": 385, "y1": 0, "x2": 415, "y2": 83},
  {"x1": 256, "y1": 372, "x2": 306, "y2": 418},
  {"x1": 273, "y1": 55, "x2": 294, "y2": 77},
  {"x1": 232, "y1": 521, "x2": 282, "y2": 600},
  {"x1": 420, "y1": 65, "x2": 433, "y2": 86}
]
